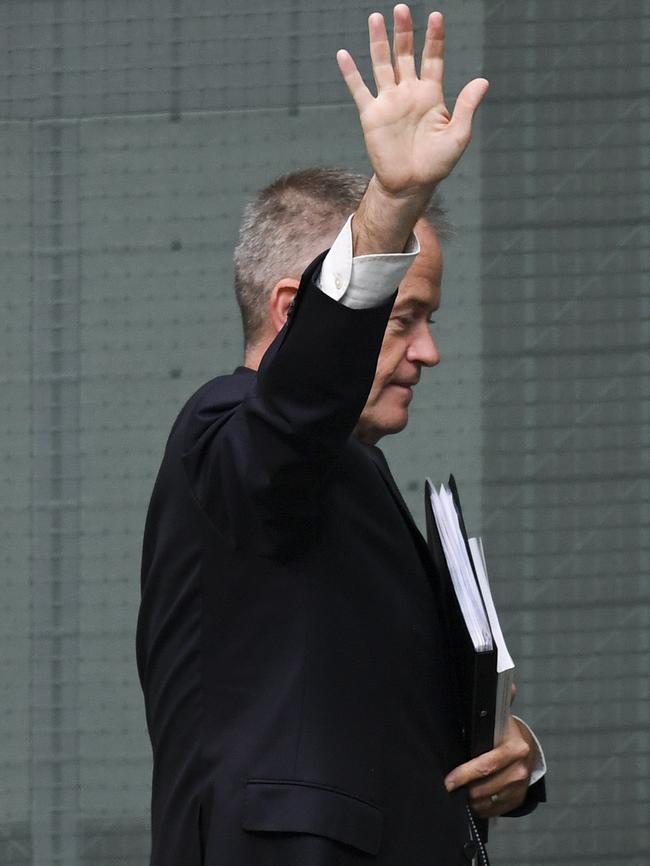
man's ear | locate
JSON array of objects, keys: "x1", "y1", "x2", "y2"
[{"x1": 269, "y1": 278, "x2": 300, "y2": 334}]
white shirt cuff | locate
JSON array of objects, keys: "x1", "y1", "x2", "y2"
[
  {"x1": 316, "y1": 215, "x2": 420, "y2": 309},
  {"x1": 513, "y1": 715, "x2": 547, "y2": 786}
]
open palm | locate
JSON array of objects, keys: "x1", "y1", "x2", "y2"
[{"x1": 337, "y1": 5, "x2": 488, "y2": 195}]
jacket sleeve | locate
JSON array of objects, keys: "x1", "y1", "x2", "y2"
[
  {"x1": 180, "y1": 252, "x2": 396, "y2": 558},
  {"x1": 503, "y1": 775, "x2": 547, "y2": 818}
]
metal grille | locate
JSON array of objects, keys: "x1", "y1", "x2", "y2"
[
  {"x1": 0, "y1": 1, "x2": 647, "y2": 863},
  {"x1": 480, "y1": 2, "x2": 649, "y2": 864}
]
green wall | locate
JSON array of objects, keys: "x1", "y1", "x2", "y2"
[{"x1": 0, "y1": 1, "x2": 647, "y2": 863}]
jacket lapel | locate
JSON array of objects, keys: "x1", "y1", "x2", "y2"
[
  {"x1": 365, "y1": 443, "x2": 468, "y2": 749},
  {"x1": 362, "y1": 443, "x2": 439, "y2": 580}
]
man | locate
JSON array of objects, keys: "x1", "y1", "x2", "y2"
[{"x1": 137, "y1": 7, "x2": 545, "y2": 865}]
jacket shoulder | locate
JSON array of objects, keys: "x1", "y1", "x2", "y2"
[{"x1": 167, "y1": 368, "x2": 255, "y2": 449}]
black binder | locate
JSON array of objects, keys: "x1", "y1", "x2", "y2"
[{"x1": 424, "y1": 476, "x2": 497, "y2": 843}]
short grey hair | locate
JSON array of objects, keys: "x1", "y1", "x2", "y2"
[{"x1": 233, "y1": 166, "x2": 449, "y2": 347}]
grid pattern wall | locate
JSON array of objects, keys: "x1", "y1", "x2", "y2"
[
  {"x1": 480, "y1": 2, "x2": 649, "y2": 864},
  {"x1": 0, "y1": 2, "x2": 647, "y2": 865}
]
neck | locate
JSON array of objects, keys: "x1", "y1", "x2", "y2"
[{"x1": 243, "y1": 339, "x2": 269, "y2": 371}]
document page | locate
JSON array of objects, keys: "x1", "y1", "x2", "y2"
[
  {"x1": 428, "y1": 481, "x2": 493, "y2": 653},
  {"x1": 469, "y1": 537, "x2": 515, "y2": 745}
]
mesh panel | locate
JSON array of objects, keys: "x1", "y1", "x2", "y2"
[
  {"x1": 480, "y1": 2, "x2": 649, "y2": 863},
  {"x1": 0, "y1": 1, "x2": 647, "y2": 863}
]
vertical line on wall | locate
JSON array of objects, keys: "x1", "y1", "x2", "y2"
[
  {"x1": 170, "y1": 0, "x2": 183, "y2": 122},
  {"x1": 288, "y1": 0, "x2": 301, "y2": 116},
  {"x1": 29, "y1": 2, "x2": 81, "y2": 862}
]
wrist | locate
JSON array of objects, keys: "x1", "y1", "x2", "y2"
[{"x1": 352, "y1": 175, "x2": 435, "y2": 256}]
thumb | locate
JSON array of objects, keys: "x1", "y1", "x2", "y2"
[{"x1": 449, "y1": 77, "x2": 489, "y2": 148}]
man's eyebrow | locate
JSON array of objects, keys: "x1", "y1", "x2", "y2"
[{"x1": 393, "y1": 297, "x2": 437, "y2": 314}]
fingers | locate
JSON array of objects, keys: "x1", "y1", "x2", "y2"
[
  {"x1": 470, "y1": 774, "x2": 530, "y2": 819},
  {"x1": 346, "y1": 6, "x2": 446, "y2": 98},
  {"x1": 420, "y1": 11, "x2": 444, "y2": 90},
  {"x1": 448, "y1": 77, "x2": 489, "y2": 147},
  {"x1": 337, "y1": 6, "x2": 417, "y2": 112},
  {"x1": 469, "y1": 760, "x2": 531, "y2": 804},
  {"x1": 444, "y1": 750, "x2": 500, "y2": 793},
  {"x1": 392, "y1": 4, "x2": 416, "y2": 83},
  {"x1": 445, "y1": 740, "x2": 531, "y2": 820},
  {"x1": 444, "y1": 723, "x2": 529, "y2": 793},
  {"x1": 369, "y1": 12, "x2": 396, "y2": 92},
  {"x1": 468, "y1": 758, "x2": 532, "y2": 818},
  {"x1": 336, "y1": 49, "x2": 374, "y2": 113}
]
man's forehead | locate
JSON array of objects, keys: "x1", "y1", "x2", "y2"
[{"x1": 396, "y1": 226, "x2": 443, "y2": 311}]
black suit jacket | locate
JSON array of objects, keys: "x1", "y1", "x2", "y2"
[{"x1": 137, "y1": 254, "x2": 538, "y2": 865}]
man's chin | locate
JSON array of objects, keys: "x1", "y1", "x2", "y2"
[
  {"x1": 380, "y1": 413, "x2": 409, "y2": 439},
  {"x1": 356, "y1": 409, "x2": 409, "y2": 444}
]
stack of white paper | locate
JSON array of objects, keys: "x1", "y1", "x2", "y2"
[
  {"x1": 428, "y1": 482, "x2": 493, "y2": 652},
  {"x1": 428, "y1": 479, "x2": 515, "y2": 745}
]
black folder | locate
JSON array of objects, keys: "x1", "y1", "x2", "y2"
[{"x1": 424, "y1": 476, "x2": 497, "y2": 843}]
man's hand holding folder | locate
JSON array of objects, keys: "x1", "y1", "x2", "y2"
[
  {"x1": 444, "y1": 705, "x2": 539, "y2": 819},
  {"x1": 425, "y1": 477, "x2": 546, "y2": 828}
]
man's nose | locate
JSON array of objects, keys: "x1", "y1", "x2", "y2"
[{"x1": 407, "y1": 327, "x2": 440, "y2": 367}]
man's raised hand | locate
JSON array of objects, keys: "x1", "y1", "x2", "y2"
[{"x1": 337, "y1": 5, "x2": 488, "y2": 201}]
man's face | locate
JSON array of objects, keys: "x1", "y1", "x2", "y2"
[{"x1": 356, "y1": 219, "x2": 442, "y2": 444}]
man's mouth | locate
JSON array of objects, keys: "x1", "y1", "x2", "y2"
[{"x1": 390, "y1": 382, "x2": 417, "y2": 399}]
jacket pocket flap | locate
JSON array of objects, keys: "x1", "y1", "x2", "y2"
[{"x1": 242, "y1": 779, "x2": 383, "y2": 855}]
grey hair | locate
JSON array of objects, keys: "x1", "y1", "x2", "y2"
[{"x1": 233, "y1": 166, "x2": 450, "y2": 347}]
